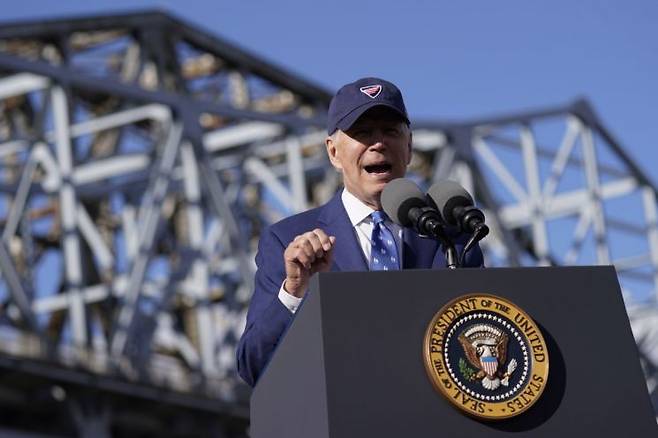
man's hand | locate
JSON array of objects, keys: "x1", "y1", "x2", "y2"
[{"x1": 283, "y1": 228, "x2": 336, "y2": 298}]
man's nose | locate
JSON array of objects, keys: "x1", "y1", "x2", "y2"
[{"x1": 368, "y1": 129, "x2": 386, "y2": 148}]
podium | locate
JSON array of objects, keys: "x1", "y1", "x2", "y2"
[{"x1": 250, "y1": 266, "x2": 657, "y2": 437}]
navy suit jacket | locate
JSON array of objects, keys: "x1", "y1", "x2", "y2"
[{"x1": 236, "y1": 191, "x2": 483, "y2": 386}]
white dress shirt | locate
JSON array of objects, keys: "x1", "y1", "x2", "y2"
[{"x1": 277, "y1": 189, "x2": 404, "y2": 313}]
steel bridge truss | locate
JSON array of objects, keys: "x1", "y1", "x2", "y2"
[{"x1": 0, "y1": 10, "x2": 655, "y2": 437}]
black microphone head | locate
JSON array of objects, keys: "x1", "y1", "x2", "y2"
[
  {"x1": 426, "y1": 180, "x2": 474, "y2": 225},
  {"x1": 381, "y1": 178, "x2": 427, "y2": 227}
]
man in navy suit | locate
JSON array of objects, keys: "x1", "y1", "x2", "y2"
[{"x1": 236, "y1": 77, "x2": 483, "y2": 386}]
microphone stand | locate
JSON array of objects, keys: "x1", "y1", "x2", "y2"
[
  {"x1": 450, "y1": 205, "x2": 490, "y2": 267},
  {"x1": 458, "y1": 223, "x2": 489, "y2": 267},
  {"x1": 411, "y1": 207, "x2": 459, "y2": 269}
]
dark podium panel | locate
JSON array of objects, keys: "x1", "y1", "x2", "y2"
[{"x1": 250, "y1": 266, "x2": 657, "y2": 437}]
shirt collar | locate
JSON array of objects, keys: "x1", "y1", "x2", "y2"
[{"x1": 341, "y1": 189, "x2": 376, "y2": 227}]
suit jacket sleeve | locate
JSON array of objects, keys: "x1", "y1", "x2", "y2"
[{"x1": 236, "y1": 226, "x2": 294, "y2": 386}]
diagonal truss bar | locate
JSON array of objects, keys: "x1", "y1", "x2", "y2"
[
  {"x1": 2, "y1": 147, "x2": 37, "y2": 243},
  {"x1": 0, "y1": 241, "x2": 37, "y2": 329},
  {"x1": 110, "y1": 120, "x2": 182, "y2": 359}
]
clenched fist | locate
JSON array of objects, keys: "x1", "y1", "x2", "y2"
[{"x1": 283, "y1": 228, "x2": 336, "y2": 298}]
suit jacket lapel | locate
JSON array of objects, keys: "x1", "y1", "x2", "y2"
[
  {"x1": 403, "y1": 228, "x2": 441, "y2": 269},
  {"x1": 318, "y1": 193, "x2": 368, "y2": 272}
]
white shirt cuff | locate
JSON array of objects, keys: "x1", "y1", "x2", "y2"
[{"x1": 278, "y1": 282, "x2": 303, "y2": 314}]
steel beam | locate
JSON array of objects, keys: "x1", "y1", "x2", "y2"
[
  {"x1": 52, "y1": 85, "x2": 87, "y2": 347},
  {"x1": 110, "y1": 120, "x2": 183, "y2": 359}
]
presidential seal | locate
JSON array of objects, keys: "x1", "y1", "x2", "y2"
[{"x1": 423, "y1": 294, "x2": 549, "y2": 420}]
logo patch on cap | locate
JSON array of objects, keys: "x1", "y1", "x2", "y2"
[{"x1": 359, "y1": 84, "x2": 382, "y2": 99}]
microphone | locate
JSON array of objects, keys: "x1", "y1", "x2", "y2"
[
  {"x1": 426, "y1": 180, "x2": 489, "y2": 267},
  {"x1": 381, "y1": 178, "x2": 458, "y2": 268},
  {"x1": 381, "y1": 178, "x2": 441, "y2": 236},
  {"x1": 426, "y1": 180, "x2": 488, "y2": 236}
]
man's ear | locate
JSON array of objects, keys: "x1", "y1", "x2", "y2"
[{"x1": 325, "y1": 134, "x2": 343, "y2": 171}]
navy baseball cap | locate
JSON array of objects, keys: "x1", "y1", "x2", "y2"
[{"x1": 327, "y1": 77, "x2": 409, "y2": 134}]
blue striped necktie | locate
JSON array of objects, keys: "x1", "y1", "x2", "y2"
[{"x1": 370, "y1": 211, "x2": 400, "y2": 271}]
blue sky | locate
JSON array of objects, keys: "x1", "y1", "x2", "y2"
[{"x1": 2, "y1": 1, "x2": 656, "y2": 178}]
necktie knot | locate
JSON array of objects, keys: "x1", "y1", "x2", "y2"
[{"x1": 371, "y1": 210, "x2": 388, "y2": 225}]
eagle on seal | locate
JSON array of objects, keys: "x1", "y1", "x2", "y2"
[{"x1": 458, "y1": 323, "x2": 517, "y2": 391}]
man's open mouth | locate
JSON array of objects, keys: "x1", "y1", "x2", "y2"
[{"x1": 364, "y1": 163, "x2": 392, "y2": 174}]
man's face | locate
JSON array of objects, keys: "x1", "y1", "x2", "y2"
[{"x1": 326, "y1": 106, "x2": 412, "y2": 209}]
